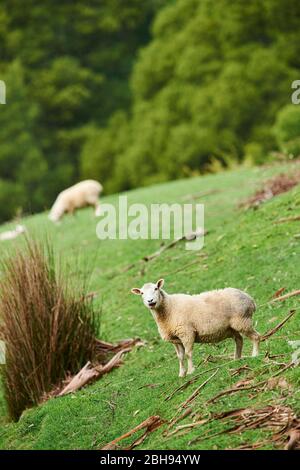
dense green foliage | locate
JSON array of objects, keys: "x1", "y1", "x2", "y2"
[
  {"x1": 1, "y1": 0, "x2": 300, "y2": 221},
  {"x1": 84, "y1": 0, "x2": 300, "y2": 192},
  {"x1": 0, "y1": 0, "x2": 165, "y2": 221}
]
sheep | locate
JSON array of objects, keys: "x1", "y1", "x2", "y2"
[
  {"x1": 48, "y1": 180, "x2": 103, "y2": 222},
  {"x1": 131, "y1": 279, "x2": 260, "y2": 377},
  {"x1": 0, "y1": 224, "x2": 26, "y2": 241}
]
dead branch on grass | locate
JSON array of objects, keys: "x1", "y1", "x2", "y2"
[
  {"x1": 189, "y1": 404, "x2": 300, "y2": 449},
  {"x1": 178, "y1": 369, "x2": 219, "y2": 409},
  {"x1": 58, "y1": 339, "x2": 144, "y2": 396},
  {"x1": 164, "y1": 365, "x2": 221, "y2": 402},
  {"x1": 261, "y1": 310, "x2": 297, "y2": 341},
  {"x1": 181, "y1": 189, "x2": 220, "y2": 202},
  {"x1": 101, "y1": 415, "x2": 166, "y2": 450},
  {"x1": 206, "y1": 362, "x2": 294, "y2": 404},
  {"x1": 143, "y1": 228, "x2": 206, "y2": 262},
  {"x1": 270, "y1": 290, "x2": 300, "y2": 303},
  {"x1": 274, "y1": 215, "x2": 300, "y2": 224}
]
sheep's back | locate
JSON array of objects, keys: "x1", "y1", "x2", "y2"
[{"x1": 169, "y1": 288, "x2": 255, "y2": 324}]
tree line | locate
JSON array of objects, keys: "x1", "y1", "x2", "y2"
[{"x1": 0, "y1": 0, "x2": 300, "y2": 222}]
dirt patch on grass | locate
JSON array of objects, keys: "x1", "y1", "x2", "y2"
[{"x1": 239, "y1": 172, "x2": 300, "y2": 209}]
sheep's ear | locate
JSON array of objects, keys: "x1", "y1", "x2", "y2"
[
  {"x1": 131, "y1": 288, "x2": 142, "y2": 295},
  {"x1": 156, "y1": 279, "x2": 164, "y2": 289}
]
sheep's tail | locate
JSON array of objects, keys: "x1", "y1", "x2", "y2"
[{"x1": 244, "y1": 295, "x2": 256, "y2": 317}]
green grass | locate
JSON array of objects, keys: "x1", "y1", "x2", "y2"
[{"x1": 0, "y1": 162, "x2": 300, "y2": 450}]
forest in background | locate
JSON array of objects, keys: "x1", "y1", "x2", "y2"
[{"x1": 1, "y1": 0, "x2": 300, "y2": 222}]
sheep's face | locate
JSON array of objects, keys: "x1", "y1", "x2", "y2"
[
  {"x1": 48, "y1": 201, "x2": 64, "y2": 223},
  {"x1": 48, "y1": 211, "x2": 60, "y2": 223},
  {"x1": 131, "y1": 279, "x2": 164, "y2": 310}
]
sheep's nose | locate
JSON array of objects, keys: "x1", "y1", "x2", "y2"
[{"x1": 148, "y1": 299, "x2": 153, "y2": 304}]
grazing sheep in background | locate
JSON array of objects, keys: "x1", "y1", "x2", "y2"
[
  {"x1": 48, "y1": 180, "x2": 103, "y2": 223},
  {"x1": 0, "y1": 225, "x2": 26, "y2": 241},
  {"x1": 131, "y1": 279, "x2": 260, "y2": 377}
]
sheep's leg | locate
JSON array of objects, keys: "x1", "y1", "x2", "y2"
[
  {"x1": 94, "y1": 202, "x2": 101, "y2": 217},
  {"x1": 68, "y1": 206, "x2": 75, "y2": 216},
  {"x1": 181, "y1": 339, "x2": 195, "y2": 375},
  {"x1": 173, "y1": 343, "x2": 186, "y2": 377},
  {"x1": 233, "y1": 332, "x2": 243, "y2": 359},
  {"x1": 250, "y1": 331, "x2": 260, "y2": 357},
  {"x1": 244, "y1": 329, "x2": 261, "y2": 357}
]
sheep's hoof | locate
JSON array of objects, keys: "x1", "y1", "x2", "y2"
[
  {"x1": 179, "y1": 370, "x2": 186, "y2": 378},
  {"x1": 187, "y1": 367, "x2": 195, "y2": 375}
]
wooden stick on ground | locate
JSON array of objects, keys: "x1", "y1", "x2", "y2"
[
  {"x1": 58, "y1": 338, "x2": 144, "y2": 396},
  {"x1": 206, "y1": 362, "x2": 294, "y2": 404},
  {"x1": 181, "y1": 189, "x2": 220, "y2": 202},
  {"x1": 270, "y1": 290, "x2": 300, "y2": 303},
  {"x1": 101, "y1": 415, "x2": 165, "y2": 450},
  {"x1": 179, "y1": 369, "x2": 219, "y2": 409},
  {"x1": 164, "y1": 364, "x2": 221, "y2": 401},
  {"x1": 261, "y1": 309, "x2": 297, "y2": 341},
  {"x1": 143, "y1": 229, "x2": 206, "y2": 262},
  {"x1": 274, "y1": 215, "x2": 300, "y2": 224},
  {"x1": 58, "y1": 362, "x2": 99, "y2": 396}
]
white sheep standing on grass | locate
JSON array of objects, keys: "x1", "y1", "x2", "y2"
[
  {"x1": 131, "y1": 279, "x2": 260, "y2": 377},
  {"x1": 48, "y1": 180, "x2": 103, "y2": 223}
]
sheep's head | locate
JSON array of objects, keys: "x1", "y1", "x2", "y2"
[
  {"x1": 48, "y1": 199, "x2": 64, "y2": 223},
  {"x1": 131, "y1": 279, "x2": 164, "y2": 310},
  {"x1": 48, "y1": 210, "x2": 61, "y2": 223}
]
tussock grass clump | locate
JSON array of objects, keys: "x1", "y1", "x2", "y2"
[{"x1": 0, "y1": 240, "x2": 100, "y2": 421}]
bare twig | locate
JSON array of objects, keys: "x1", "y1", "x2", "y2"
[
  {"x1": 165, "y1": 407, "x2": 193, "y2": 432},
  {"x1": 270, "y1": 290, "x2": 300, "y2": 303},
  {"x1": 164, "y1": 364, "x2": 221, "y2": 401},
  {"x1": 274, "y1": 215, "x2": 300, "y2": 224},
  {"x1": 271, "y1": 287, "x2": 286, "y2": 299},
  {"x1": 166, "y1": 418, "x2": 209, "y2": 438},
  {"x1": 179, "y1": 369, "x2": 219, "y2": 409},
  {"x1": 261, "y1": 310, "x2": 296, "y2": 341},
  {"x1": 285, "y1": 429, "x2": 300, "y2": 450},
  {"x1": 143, "y1": 229, "x2": 206, "y2": 262},
  {"x1": 101, "y1": 415, "x2": 165, "y2": 450},
  {"x1": 206, "y1": 362, "x2": 294, "y2": 404},
  {"x1": 58, "y1": 339, "x2": 144, "y2": 396},
  {"x1": 181, "y1": 189, "x2": 220, "y2": 202}
]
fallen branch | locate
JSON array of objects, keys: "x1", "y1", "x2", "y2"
[
  {"x1": 94, "y1": 337, "x2": 144, "y2": 355},
  {"x1": 165, "y1": 407, "x2": 193, "y2": 433},
  {"x1": 230, "y1": 365, "x2": 252, "y2": 377},
  {"x1": 161, "y1": 260, "x2": 202, "y2": 278},
  {"x1": 101, "y1": 415, "x2": 165, "y2": 450},
  {"x1": 58, "y1": 338, "x2": 144, "y2": 396},
  {"x1": 166, "y1": 418, "x2": 209, "y2": 438},
  {"x1": 261, "y1": 310, "x2": 296, "y2": 341},
  {"x1": 58, "y1": 352, "x2": 124, "y2": 396},
  {"x1": 178, "y1": 369, "x2": 219, "y2": 409},
  {"x1": 143, "y1": 228, "x2": 206, "y2": 262},
  {"x1": 228, "y1": 439, "x2": 273, "y2": 450},
  {"x1": 206, "y1": 362, "x2": 294, "y2": 404},
  {"x1": 189, "y1": 404, "x2": 299, "y2": 448},
  {"x1": 270, "y1": 290, "x2": 300, "y2": 303},
  {"x1": 181, "y1": 189, "x2": 220, "y2": 202},
  {"x1": 285, "y1": 428, "x2": 300, "y2": 450},
  {"x1": 271, "y1": 287, "x2": 286, "y2": 299},
  {"x1": 58, "y1": 362, "x2": 99, "y2": 396},
  {"x1": 274, "y1": 215, "x2": 300, "y2": 224},
  {"x1": 164, "y1": 364, "x2": 221, "y2": 401}
]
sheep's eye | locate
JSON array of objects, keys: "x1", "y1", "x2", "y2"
[
  {"x1": 155, "y1": 287, "x2": 158, "y2": 291},
  {"x1": 141, "y1": 292, "x2": 144, "y2": 295}
]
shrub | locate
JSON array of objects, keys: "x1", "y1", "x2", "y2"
[
  {"x1": 274, "y1": 105, "x2": 300, "y2": 157},
  {"x1": 0, "y1": 239, "x2": 100, "y2": 421}
]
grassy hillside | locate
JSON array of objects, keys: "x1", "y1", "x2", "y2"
[{"x1": 0, "y1": 162, "x2": 299, "y2": 450}]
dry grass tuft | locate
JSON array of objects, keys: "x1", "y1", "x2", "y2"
[{"x1": 0, "y1": 239, "x2": 100, "y2": 421}]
